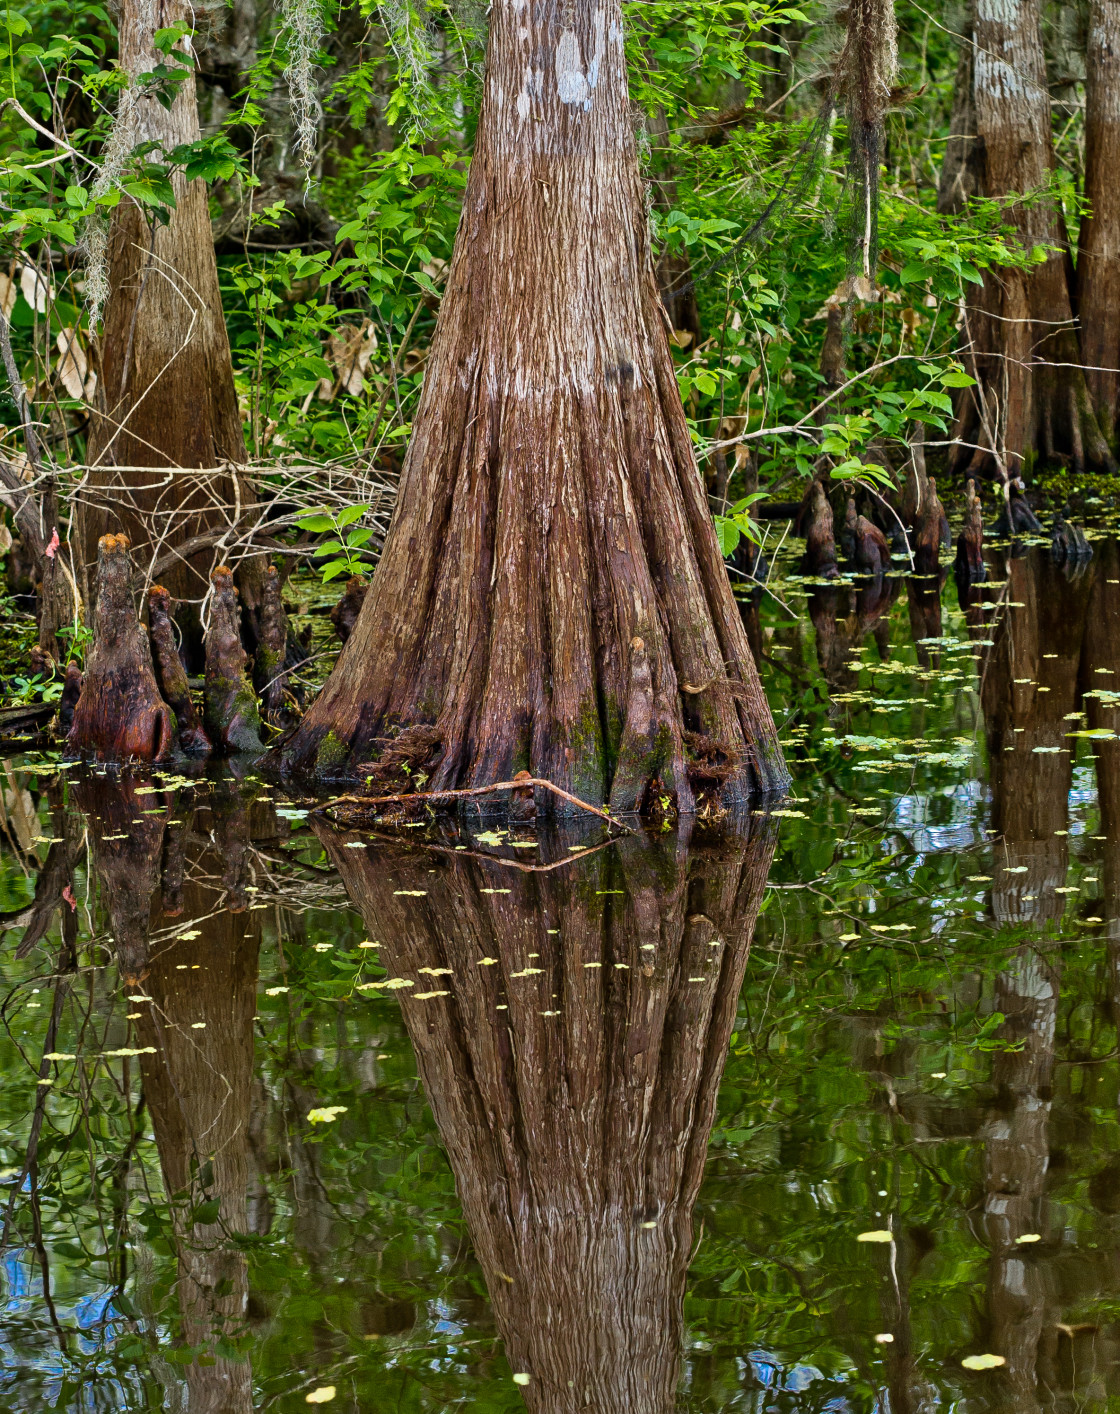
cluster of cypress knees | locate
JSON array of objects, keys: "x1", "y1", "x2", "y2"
[
  {"x1": 51, "y1": 534, "x2": 370, "y2": 765},
  {"x1": 788, "y1": 450, "x2": 1091, "y2": 593}
]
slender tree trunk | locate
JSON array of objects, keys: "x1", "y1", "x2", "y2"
[
  {"x1": 952, "y1": 0, "x2": 1114, "y2": 479},
  {"x1": 936, "y1": 2, "x2": 978, "y2": 216},
  {"x1": 84, "y1": 0, "x2": 249, "y2": 613},
  {"x1": 1078, "y1": 0, "x2": 1120, "y2": 445},
  {"x1": 647, "y1": 108, "x2": 702, "y2": 347},
  {"x1": 279, "y1": 0, "x2": 787, "y2": 809}
]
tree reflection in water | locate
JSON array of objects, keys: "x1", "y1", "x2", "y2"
[
  {"x1": 318, "y1": 817, "x2": 776, "y2": 1412},
  {"x1": 73, "y1": 772, "x2": 261, "y2": 1414}
]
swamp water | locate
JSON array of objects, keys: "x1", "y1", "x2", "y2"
[{"x1": 4, "y1": 538, "x2": 1120, "y2": 1411}]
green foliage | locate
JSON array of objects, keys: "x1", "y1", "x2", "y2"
[
  {"x1": 5, "y1": 669, "x2": 61, "y2": 702},
  {"x1": 713, "y1": 491, "x2": 766, "y2": 557},
  {"x1": 297, "y1": 502, "x2": 374, "y2": 582}
]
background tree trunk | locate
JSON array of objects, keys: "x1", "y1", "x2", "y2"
[
  {"x1": 1078, "y1": 0, "x2": 1120, "y2": 444},
  {"x1": 936, "y1": 2, "x2": 978, "y2": 215},
  {"x1": 84, "y1": 0, "x2": 249, "y2": 615},
  {"x1": 648, "y1": 107, "x2": 703, "y2": 347},
  {"x1": 279, "y1": 0, "x2": 787, "y2": 809},
  {"x1": 952, "y1": 0, "x2": 1113, "y2": 479}
]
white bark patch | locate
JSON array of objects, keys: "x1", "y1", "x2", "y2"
[
  {"x1": 586, "y1": 8, "x2": 606, "y2": 91},
  {"x1": 515, "y1": 64, "x2": 544, "y2": 121},
  {"x1": 975, "y1": 51, "x2": 1024, "y2": 98},
  {"x1": 977, "y1": 0, "x2": 1020, "y2": 20},
  {"x1": 555, "y1": 29, "x2": 590, "y2": 106},
  {"x1": 516, "y1": 70, "x2": 532, "y2": 120}
]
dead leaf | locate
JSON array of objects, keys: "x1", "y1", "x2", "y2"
[
  {"x1": 324, "y1": 322, "x2": 378, "y2": 398},
  {"x1": 17, "y1": 263, "x2": 52, "y2": 314},
  {"x1": 55, "y1": 328, "x2": 89, "y2": 400}
]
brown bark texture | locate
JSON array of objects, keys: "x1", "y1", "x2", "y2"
[
  {"x1": 911, "y1": 477, "x2": 947, "y2": 578},
  {"x1": 953, "y1": 0, "x2": 1114, "y2": 478},
  {"x1": 252, "y1": 563, "x2": 289, "y2": 722},
  {"x1": 1078, "y1": 0, "x2": 1120, "y2": 443},
  {"x1": 149, "y1": 584, "x2": 212, "y2": 754},
  {"x1": 954, "y1": 479, "x2": 985, "y2": 587},
  {"x1": 203, "y1": 566, "x2": 262, "y2": 754},
  {"x1": 318, "y1": 817, "x2": 776, "y2": 1413},
  {"x1": 277, "y1": 0, "x2": 787, "y2": 811},
  {"x1": 68, "y1": 535, "x2": 175, "y2": 762},
  {"x1": 800, "y1": 479, "x2": 839, "y2": 577},
  {"x1": 83, "y1": 0, "x2": 247, "y2": 606}
]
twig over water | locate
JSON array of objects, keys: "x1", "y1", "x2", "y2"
[{"x1": 312, "y1": 777, "x2": 638, "y2": 834}]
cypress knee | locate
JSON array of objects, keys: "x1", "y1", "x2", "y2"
[
  {"x1": 955, "y1": 480, "x2": 986, "y2": 586},
  {"x1": 149, "y1": 586, "x2": 212, "y2": 756},
  {"x1": 252, "y1": 565, "x2": 289, "y2": 723},
  {"x1": 801, "y1": 481, "x2": 840, "y2": 578},
  {"x1": 851, "y1": 510, "x2": 891, "y2": 576},
  {"x1": 57, "y1": 662, "x2": 83, "y2": 737},
  {"x1": 913, "y1": 477, "x2": 948, "y2": 577},
  {"x1": 203, "y1": 567, "x2": 262, "y2": 754},
  {"x1": 900, "y1": 428, "x2": 929, "y2": 530},
  {"x1": 68, "y1": 535, "x2": 175, "y2": 763},
  {"x1": 995, "y1": 478, "x2": 1043, "y2": 537}
]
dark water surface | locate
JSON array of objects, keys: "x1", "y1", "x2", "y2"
[{"x1": 4, "y1": 536, "x2": 1120, "y2": 1411}]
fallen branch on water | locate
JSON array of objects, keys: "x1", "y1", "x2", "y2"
[{"x1": 311, "y1": 776, "x2": 638, "y2": 834}]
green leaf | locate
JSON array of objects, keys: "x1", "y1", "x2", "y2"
[
  {"x1": 296, "y1": 513, "x2": 335, "y2": 533},
  {"x1": 335, "y1": 504, "x2": 369, "y2": 528},
  {"x1": 713, "y1": 515, "x2": 741, "y2": 557},
  {"x1": 411, "y1": 271, "x2": 441, "y2": 298},
  {"x1": 730, "y1": 492, "x2": 768, "y2": 514}
]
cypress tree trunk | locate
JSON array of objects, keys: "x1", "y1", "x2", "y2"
[
  {"x1": 952, "y1": 0, "x2": 1114, "y2": 478},
  {"x1": 1079, "y1": 0, "x2": 1120, "y2": 445},
  {"x1": 83, "y1": 0, "x2": 248, "y2": 610},
  {"x1": 279, "y1": 0, "x2": 787, "y2": 809}
]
